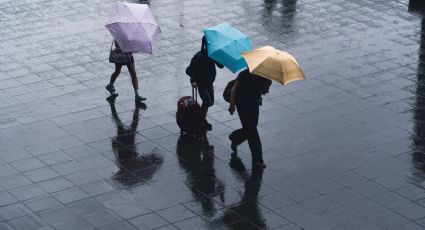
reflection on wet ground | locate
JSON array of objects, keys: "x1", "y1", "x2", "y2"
[
  {"x1": 412, "y1": 16, "x2": 425, "y2": 188},
  {"x1": 219, "y1": 158, "x2": 265, "y2": 229},
  {"x1": 109, "y1": 99, "x2": 163, "y2": 188},
  {"x1": 176, "y1": 134, "x2": 225, "y2": 219},
  {"x1": 1, "y1": 0, "x2": 425, "y2": 229}
]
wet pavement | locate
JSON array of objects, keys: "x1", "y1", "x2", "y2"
[{"x1": 1, "y1": 0, "x2": 425, "y2": 229}]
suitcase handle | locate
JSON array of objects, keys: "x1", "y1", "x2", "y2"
[{"x1": 192, "y1": 86, "x2": 197, "y2": 102}]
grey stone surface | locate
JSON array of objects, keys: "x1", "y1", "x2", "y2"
[{"x1": 0, "y1": 0, "x2": 425, "y2": 229}]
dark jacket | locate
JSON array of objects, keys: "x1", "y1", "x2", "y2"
[
  {"x1": 236, "y1": 69, "x2": 271, "y2": 107},
  {"x1": 186, "y1": 50, "x2": 224, "y2": 88}
]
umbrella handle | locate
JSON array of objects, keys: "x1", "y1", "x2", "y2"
[{"x1": 192, "y1": 86, "x2": 197, "y2": 102}]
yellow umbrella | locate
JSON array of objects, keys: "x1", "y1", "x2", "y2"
[{"x1": 241, "y1": 46, "x2": 305, "y2": 85}]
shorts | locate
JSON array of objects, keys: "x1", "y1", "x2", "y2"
[
  {"x1": 198, "y1": 86, "x2": 214, "y2": 107},
  {"x1": 113, "y1": 54, "x2": 134, "y2": 65}
]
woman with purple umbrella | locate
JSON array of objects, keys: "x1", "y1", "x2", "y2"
[
  {"x1": 105, "y1": 2, "x2": 161, "y2": 103},
  {"x1": 106, "y1": 40, "x2": 146, "y2": 103}
]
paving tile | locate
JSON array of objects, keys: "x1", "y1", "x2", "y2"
[
  {"x1": 84, "y1": 210, "x2": 121, "y2": 228},
  {"x1": 24, "y1": 167, "x2": 59, "y2": 183},
  {"x1": 0, "y1": 203, "x2": 32, "y2": 222},
  {"x1": 367, "y1": 210, "x2": 410, "y2": 230},
  {"x1": 330, "y1": 170, "x2": 367, "y2": 187},
  {"x1": 157, "y1": 204, "x2": 197, "y2": 223},
  {"x1": 173, "y1": 216, "x2": 211, "y2": 230},
  {"x1": 97, "y1": 221, "x2": 138, "y2": 230},
  {"x1": 24, "y1": 195, "x2": 63, "y2": 213},
  {"x1": 9, "y1": 184, "x2": 46, "y2": 201},
  {"x1": 0, "y1": 0, "x2": 425, "y2": 229},
  {"x1": 0, "y1": 174, "x2": 33, "y2": 191},
  {"x1": 396, "y1": 185, "x2": 425, "y2": 201},
  {"x1": 11, "y1": 158, "x2": 45, "y2": 173},
  {"x1": 345, "y1": 199, "x2": 387, "y2": 218},
  {"x1": 323, "y1": 188, "x2": 366, "y2": 206},
  {"x1": 280, "y1": 184, "x2": 321, "y2": 203},
  {"x1": 0, "y1": 222, "x2": 13, "y2": 230},
  {"x1": 274, "y1": 204, "x2": 315, "y2": 222},
  {"x1": 6, "y1": 214, "x2": 47, "y2": 230},
  {"x1": 37, "y1": 177, "x2": 75, "y2": 194},
  {"x1": 393, "y1": 202, "x2": 425, "y2": 221},
  {"x1": 154, "y1": 225, "x2": 179, "y2": 230},
  {"x1": 37, "y1": 207, "x2": 80, "y2": 226},
  {"x1": 37, "y1": 151, "x2": 72, "y2": 166},
  {"x1": 372, "y1": 191, "x2": 412, "y2": 209},
  {"x1": 321, "y1": 207, "x2": 362, "y2": 227},
  {"x1": 349, "y1": 180, "x2": 389, "y2": 198},
  {"x1": 52, "y1": 187, "x2": 89, "y2": 204},
  {"x1": 52, "y1": 218, "x2": 94, "y2": 230},
  {"x1": 304, "y1": 177, "x2": 345, "y2": 195},
  {"x1": 258, "y1": 192, "x2": 296, "y2": 210},
  {"x1": 296, "y1": 215, "x2": 339, "y2": 230},
  {"x1": 0, "y1": 192, "x2": 17, "y2": 207},
  {"x1": 50, "y1": 160, "x2": 86, "y2": 175},
  {"x1": 129, "y1": 212, "x2": 169, "y2": 230},
  {"x1": 24, "y1": 143, "x2": 58, "y2": 157},
  {"x1": 107, "y1": 201, "x2": 152, "y2": 219},
  {"x1": 65, "y1": 170, "x2": 101, "y2": 186}
]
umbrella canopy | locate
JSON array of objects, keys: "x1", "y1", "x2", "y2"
[
  {"x1": 204, "y1": 23, "x2": 252, "y2": 73},
  {"x1": 241, "y1": 46, "x2": 305, "y2": 85},
  {"x1": 105, "y1": 2, "x2": 161, "y2": 53}
]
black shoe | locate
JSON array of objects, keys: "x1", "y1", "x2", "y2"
[
  {"x1": 106, "y1": 95, "x2": 116, "y2": 103},
  {"x1": 230, "y1": 157, "x2": 246, "y2": 172},
  {"x1": 135, "y1": 102, "x2": 147, "y2": 110},
  {"x1": 135, "y1": 94, "x2": 146, "y2": 102},
  {"x1": 105, "y1": 84, "x2": 118, "y2": 97}
]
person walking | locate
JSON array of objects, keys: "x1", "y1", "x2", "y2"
[
  {"x1": 186, "y1": 36, "x2": 224, "y2": 131},
  {"x1": 228, "y1": 69, "x2": 272, "y2": 169},
  {"x1": 106, "y1": 40, "x2": 146, "y2": 103}
]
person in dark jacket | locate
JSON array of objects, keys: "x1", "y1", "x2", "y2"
[
  {"x1": 228, "y1": 69, "x2": 272, "y2": 169},
  {"x1": 186, "y1": 36, "x2": 224, "y2": 131}
]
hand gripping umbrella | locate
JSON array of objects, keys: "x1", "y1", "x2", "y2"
[{"x1": 105, "y1": 2, "x2": 161, "y2": 53}]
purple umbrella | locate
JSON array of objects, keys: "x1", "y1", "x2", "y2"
[{"x1": 105, "y1": 2, "x2": 161, "y2": 54}]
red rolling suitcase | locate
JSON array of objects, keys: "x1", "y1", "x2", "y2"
[{"x1": 176, "y1": 87, "x2": 203, "y2": 135}]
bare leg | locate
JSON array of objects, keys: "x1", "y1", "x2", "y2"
[
  {"x1": 127, "y1": 63, "x2": 139, "y2": 90},
  {"x1": 110, "y1": 64, "x2": 122, "y2": 85}
]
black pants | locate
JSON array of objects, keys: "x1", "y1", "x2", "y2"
[
  {"x1": 198, "y1": 86, "x2": 214, "y2": 107},
  {"x1": 229, "y1": 104, "x2": 263, "y2": 163}
]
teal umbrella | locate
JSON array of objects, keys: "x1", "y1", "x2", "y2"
[{"x1": 203, "y1": 23, "x2": 252, "y2": 73}]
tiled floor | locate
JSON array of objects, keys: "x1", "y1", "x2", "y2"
[{"x1": 1, "y1": 0, "x2": 425, "y2": 229}]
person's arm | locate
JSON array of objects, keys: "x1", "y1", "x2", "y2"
[
  {"x1": 186, "y1": 56, "x2": 198, "y2": 87},
  {"x1": 228, "y1": 80, "x2": 240, "y2": 115}
]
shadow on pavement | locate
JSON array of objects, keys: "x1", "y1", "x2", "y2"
[
  {"x1": 213, "y1": 157, "x2": 266, "y2": 229},
  {"x1": 412, "y1": 15, "x2": 425, "y2": 184},
  {"x1": 108, "y1": 98, "x2": 163, "y2": 188},
  {"x1": 176, "y1": 134, "x2": 225, "y2": 218}
]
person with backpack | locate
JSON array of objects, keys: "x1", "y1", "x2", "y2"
[
  {"x1": 228, "y1": 69, "x2": 272, "y2": 169},
  {"x1": 106, "y1": 40, "x2": 146, "y2": 103},
  {"x1": 186, "y1": 36, "x2": 224, "y2": 131}
]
